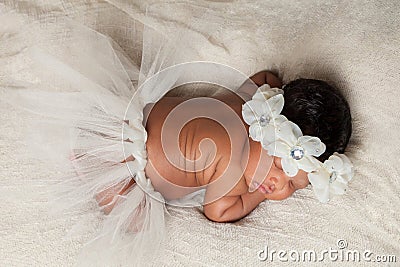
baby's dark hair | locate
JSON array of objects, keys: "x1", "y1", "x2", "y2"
[{"x1": 281, "y1": 78, "x2": 352, "y2": 162}]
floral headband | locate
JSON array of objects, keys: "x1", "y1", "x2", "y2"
[{"x1": 241, "y1": 84, "x2": 354, "y2": 203}]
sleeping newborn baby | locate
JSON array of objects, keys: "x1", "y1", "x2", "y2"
[{"x1": 96, "y1": 71, "x2": 353, "y2": 222}]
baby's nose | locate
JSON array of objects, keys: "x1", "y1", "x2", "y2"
[{"x1": 269, "y1": 174, "x2": 288, "y2": 190}]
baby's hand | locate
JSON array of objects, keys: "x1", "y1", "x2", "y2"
[
  {"x1": 264, "y1": 71, "x2": 283, "y2": 88},
  {"x1": 248, "y1": 70, "x2": 283, "y2": 88},
  {"x1": 237, "y1": 70, "x2": 283, "y2": 101}
]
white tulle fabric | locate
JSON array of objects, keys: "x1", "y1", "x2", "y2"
[{"x1": 0, "y1": 19, "x2": 213, "y2": 266}]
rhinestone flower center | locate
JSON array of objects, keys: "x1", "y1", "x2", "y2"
[
  {"x1": 259, "y1": 114, "x2": 270, "y2": 127},
  {"x1": 329, "y1": 172, "x2": 338, "y2": 183},
  {"x1": 290, "y1": 146, "x2": 304, "y2": 160}
]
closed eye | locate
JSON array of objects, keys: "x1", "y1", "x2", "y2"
[{"x1": 274, "y1": 157, "x2": 297, "y2": 191}]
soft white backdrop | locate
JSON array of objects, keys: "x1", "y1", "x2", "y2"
[{"x1": 1, "y1": 0, "x2": 399, "y2": 266}]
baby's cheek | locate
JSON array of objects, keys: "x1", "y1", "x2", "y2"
[{"x1": 266, "y1": 188, "x2": 295, "y2": 201}]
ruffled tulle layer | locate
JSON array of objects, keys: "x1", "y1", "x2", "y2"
[
  {"x1": 0, "y1": 16, "x2": 181, "y2": 265},
  {"x1": 1, "y1": 9, "x2": 251, "y2": 265}
]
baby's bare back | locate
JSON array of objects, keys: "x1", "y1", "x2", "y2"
[{"x1": 144, "y1": 93, "x2": 248, "y2": 201}]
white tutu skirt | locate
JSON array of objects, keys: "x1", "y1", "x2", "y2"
[{"x1": 0, "y1": 10, "x2": 250, "y2": 266}]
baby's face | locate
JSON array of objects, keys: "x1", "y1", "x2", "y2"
[{"x1": 251, "y1": 156, "x2": 310, "y2": 200}]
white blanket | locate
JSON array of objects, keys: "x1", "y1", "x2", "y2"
[{"x1": 1, "y1": 1, "x2": 399, "y2": 266}]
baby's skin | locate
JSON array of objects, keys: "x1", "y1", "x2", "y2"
[{"x1": 96, "y1": 71, "x2": 309, "y2": 222}]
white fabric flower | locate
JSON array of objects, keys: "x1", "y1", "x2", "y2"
[
  {"x1": 264, "y1": 120, "x2": 326, "y2": 177},
  {"x1": 308, "y1": 152, "x2": 354, "y2": 203},
  {"x1": 240, "y1": 84, "x2": 354, "y2": 203},
  {"x1": 242, "y1": 90, "x2": 286, "y2": 142},
  {"x1": 257, "y1": 84, "x2": 284, "y2": 99}
]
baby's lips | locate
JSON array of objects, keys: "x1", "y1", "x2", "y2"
[
  {"x1": 253, "y1": 182, "x2": 275, "y2": 194},
  {"x1": 251, "y1": 181, "x2": 267, "y2": 194},
  {"x1": 266, "y1": 184, "x2": 275, "y2": 194},
  {"x1": 258, "y1": 184, "x2": 268, "y2": 194},
  {"x1": 250, "y1": 181, "x2": 275, "y2": 194}
]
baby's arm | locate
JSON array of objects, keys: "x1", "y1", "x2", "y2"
[
  {"x1": 202, "y1": 164, "x2": 266, "y2": 223},
  {"x1": 203, "y1": 190, "x2": 266, "y2": 222}
]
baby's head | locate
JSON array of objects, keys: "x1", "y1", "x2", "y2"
[
  {"x1": 281, "y1": 78, "x2": 352, "y2": 162},
  {"x1": 253, "y1": 78, "x2": 352, "y2": 200}
]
